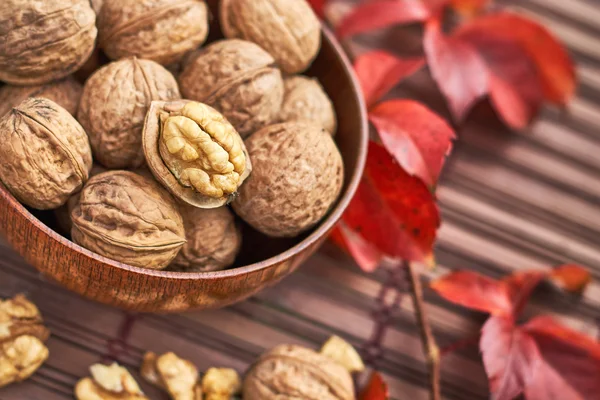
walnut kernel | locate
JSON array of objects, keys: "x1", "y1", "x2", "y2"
[
  {"x1": 75, "y1": 363, "x2": 148, "y2": 400},
  {"x1": 280, "y1": 76, "x2": 337, "y2": 134},
  {"x1": 0, "y1": 294, "x2": 50, "y2": 343},
  {"x1": 201, "y1": 368, "x2": 241, "y2": 400},
  {"x1": 0, "y1": 335, "x2": 49, "y2": 388},
  {"x1": 141, "y1": 351, "x2": 202, "y2": 400},
  {"x1": 320, "y1": 336, "x2": 365, "y2": 373},
  {"x1": 143, "y1": 100, "x2": 252, "y2": 209},
  {"x1": 0, "y1": 98, "x2": 93, "y2": 210}
]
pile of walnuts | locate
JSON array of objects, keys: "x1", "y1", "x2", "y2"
[{"x1": 0, "y1": 0, "x2": 343, "y2": 272}]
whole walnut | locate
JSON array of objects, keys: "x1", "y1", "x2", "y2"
[
  {"x1": 233, "y1": 122, "x2": 344, "y2": 237},
  {"x1": 220, "y1": 0, "x2": 321, "y2": 74},
  {"x1": 170, "y1": 205, "x2": 241, "y2": 272},
  {"x1": 0, "y1": 98, "x2": 92, "y2": 210},
  {"x1": 0, "y1": 77, "x2": 82, "y2": 118},
  {"x1": 178, "y1": 39, "x2": 284, "y2": 138},
  {"x1": 0, "y1": 0, "x2": 97, "y2": 85},
  {"x1": 280, "y1": 76, "x2": 337, "y2": 134},
  {"x1": 78, "y1": 58, "x2": 181, "y2": 169},
  {"x1": 143, "y1": 100, "x2": 252, "y2": 209},
  {"x1": 244, "y1": 344, "x2": 354, "y2": 400},
  {"x1": 98, "y1": 0, "x2": 209, "y2": 66},
  {"x1": 71, "y1": 171, "x2": 186, "y2": 270}
]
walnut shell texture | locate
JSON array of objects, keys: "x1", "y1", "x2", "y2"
[
  {"x1": 0, "y1": 0, "x2": 97, "y2": 85},
  {"x1": 170, "y1": 205, "x2": 241, "y2": 272},
  {"x1": 78, "y1": 58, "x2": 181, "y2": 169},
  {"x1": 233, "y1": 122, "x2": 344, "y2": 237},
  {"x1": 98, "y1": 0, "x2": 209, "y2": 66},
  {"x1": 220, "y1": 0, "x2": 321, "y2": 74},
  {"x1": 71, "y1": 171, "x2": 186, "y2": 270},
  {"x1": 178, "y1": 39, "x2": 284, "y2": 138},
  {"x1": 0, "y1": 77, "x2": 82, "y2": 118},
  {"x1": 280, "y1": 76, "x2": 337, "y2": 134},
  {"x1": 0, "y1": 98, "x2": 92, "y2": 210},
  {"x1": 244, "y1": 344, "x2": 354, "y2": 400}
]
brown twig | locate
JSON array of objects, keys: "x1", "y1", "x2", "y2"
[{"x1": 405, "y1": 261, "x2": 441, "y2": 400}]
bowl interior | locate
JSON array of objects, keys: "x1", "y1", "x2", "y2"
[{"x1": 6, "y1": 2, "x2": 367, "y2": 278}]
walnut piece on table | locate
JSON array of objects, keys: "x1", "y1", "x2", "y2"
[
  {"x1": 141, "y1": 351, "x2": 202, "y2": 400},
  {"x1": 201, "y1": 367, "x2": 241, "y2": 400},
  {"x1": 75, "y1": 362, "x2": 148, "y2": 400},
  {"x1": 0, "y1": 294, "x2": 50, "y2": 342},
  {"x1": 320, "y1": 335, "x2": 366, "y2": 373}
]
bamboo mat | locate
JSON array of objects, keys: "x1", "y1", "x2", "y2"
[{"x1": 1, "y1": 0, "x2": 600, "y2": 399}]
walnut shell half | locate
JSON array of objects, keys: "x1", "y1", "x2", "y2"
[
  {"x1": 0, "y1": 0, "x2": 97, "y2": 85},
  {"x1": 232, "y1": 122, "x2": 343, "y2": 237},
  {"x1": 98, "y1": 0, "x2": 209, "y2": 66},
  {"x1": 178, "y1": 39, "x2": 284, "y2": 138},
  {"x1": 0, "y1": 98, "x2": 93, "y2": 210},
  {"x1": 71, "y1": 171, "x2": 186, "y2": 270},
  {"x1": 220, "y1": 0, "x2": 321, "y2": 74},
  {"x1": 143, "y1": 100, "x2": 252, "y2": 209},
  {"x1": 244, "y1": 344, "x2": 354, "y2": 400}
]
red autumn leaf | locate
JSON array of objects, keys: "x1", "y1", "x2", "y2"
[
  {"x1": 307, "y1": 0, "x2": 326, "y2": 18},
  {"x1": 330, "y1": 223, "x2": 384, "y2": 272},
  {"x1": 450, "y1": 0, "x2": 490, "y2": 17},
  {"x1": 455, "y1": 12, "x2": 576, "y2": 105},
  {"x1": 359, "y1": 371, "x2": 389, "y2": 400},
  {"x1": 549, "y1": 264, "x2": 592, "y2": 294},
  {"x1": 429, "y1": 271, "x2": 512, "y2": 316},
  {"x1": 353, "y1": 51, "x2": 425, "y2": 107},
  {"x1": 343, "y1": 141, "x2": 440, "y2": 265},
  {"x1": 336, "y1": 0, "x2": 433, "y2": 39},
  {"x1": 423, "y1": 19, "x2": 489, "y2": 121},
  {"x1": 503, "y1": 271, "x2": 546, "y2": 315},
  {"x1": 524, "y1": 316, "x2": 600, "y2": 359},
  {"x1": 369, "y1": 99, "x2": 455, "y2": 187}
]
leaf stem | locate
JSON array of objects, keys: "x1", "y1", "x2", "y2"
[{"x1": 406, "y1": 261, "x2": 441, "y2": 400}]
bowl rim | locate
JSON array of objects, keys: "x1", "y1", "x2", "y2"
[{"x1": 0, "y1": 25, "x2": 368, "y2": 281}]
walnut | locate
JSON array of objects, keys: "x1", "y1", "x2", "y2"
[
  {"x1": 141, "y1": 352, "x2": 202, "y2": 400},
  {"x1": 169, "y1": 205, "x2": 241, "y2": 272},
  {"x1": 280, "y1": 76, "x2": 337, "y2": 134},
  {"x1": 143, "y1": 100, "x2": 252, "y2": 209},
  {"x1": 0, "y1": 294, "x2": 50, "y2": 343},
  {"x1": 201, "y1": 368, "x2": 241, "y2": 400},
  {"x1": 71, "y1": 171, "x2": 186, "y2": 270},
  {"x1": 0, "y1": 98, "x2": 93, "y2": 210},
  {"x1": 75, "y1": 363, "x2": 148, "y2": 400},
  {"x1": 232, "y1": 122, "x2": 343, "y2": 237},
  {"x1": 220, "y1": 0, "x2": 321, "y2": 74},
  {"x1": 0, "y1": 0, "x2": 97, "y2": 85},
  {"x1": 78, "y1": 58, "x2": 181, "y2": 169},
  {"x1": 98, "y1": 0, "x2": 209, "y2": 66},
  {"x1": 0, "y1": 76, "x2": 82, "y2": 118},
  {"x1": 178, "y1": 39, "x2": 284, "y2": 138},
  {"x1": 0, "y1": 335, "x2": 49, "y2": 388},
  {"x1": 320, "y1": 336, "x2": 365, "y2": 373},
  {"x1": 243, "y1": 344, "x2": 354, "y2": 400}
]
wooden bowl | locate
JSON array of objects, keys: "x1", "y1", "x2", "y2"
[{"x1": 0, "y1": 8, "x2": 368, "y2": 313}]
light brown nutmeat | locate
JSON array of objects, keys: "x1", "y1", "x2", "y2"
[
  {"x1": 280, "y1": 75, "x2": 337, "y2": 134},
  {"x1": 243, "y1": 344, "x2": 355, "y2": 400},
  {"x1": 141, "y1": 351, "x2": 202, "y2": 400},
  {"x1": 320, "y1": 336, "x2": 365, "y2": 373},
  {"x1": 232, "y1": 122, "x2": 344, "y2": 237},
  {"x1": 75, "y1": 363, "x2": 148, "y2": 400},
  {"x1": 71, "y1": 170, "x2": 186, "y2": 270},
  {"x1": 179, "y1": 39, "x2": 284, "y2": 138},
  {"x1": 0, "y1": 335, "x2": 49, "y2": 388},
  {"x1": 98, "y1": 0, "x2": 209, "y2": 66},
  {"x1": 0, "y1": 77, "x2": 82, "y2": 118},
  {"x1": 201, "y1": 368, "x2": 241, "y2": 400},
  {"x1": 170, "y1": 205, "x2": 241, "y2": 272},
  {"x1": 0, "y1": 294, "x2": 50, "y2": 344},
  {"x1": 78, "y1": 58, "x2": 181, "y2": 169},
  {"x1": 0, "y1": 98, "x2": 93, "y2": 210},
  {"x1": 0, "y1": 0, "x2": 97, "y2": 85},
  {"x1": 220, "y1": 0, "x2": 321, "y2": 74},
  {"x1": 143, "y1": 100, "x2": 252, "y2": 209}
]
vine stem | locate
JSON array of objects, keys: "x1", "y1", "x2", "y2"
[{"x1": 405, "y1": 261, "x2": 441, "y2": 400}]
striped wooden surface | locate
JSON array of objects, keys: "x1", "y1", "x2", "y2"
[{"x1": 1, "y1": 0, "x2": 600, "y2": 399}]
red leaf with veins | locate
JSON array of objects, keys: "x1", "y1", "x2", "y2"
[
  {"x1": 359, "y1": 371, "x2": 389, "y2": 400},
  {"x1": 354, "y1": 51, "x2": 425, "y2": 107},
  {"x1": 343, "y1": 141, "x2": 439, "y2": 264},
  {"x1": 455, "y1": 12, "x2": 576, "y2": 105},
  {"x1": 430, "y1": 271, "x2": 512, "y2": 316},
  {"x1": 330, "y1": 223, "x2": 384, "y2": 272},
  {"x1": 336, "y1": 0, "x2": 432, "y2": 39},
  {"x1": 369, "y1": 99, "x2": 455, "y2": 187},
  {"x1": 423, "y1": 19, "x2": 489, "y2": 121}
]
